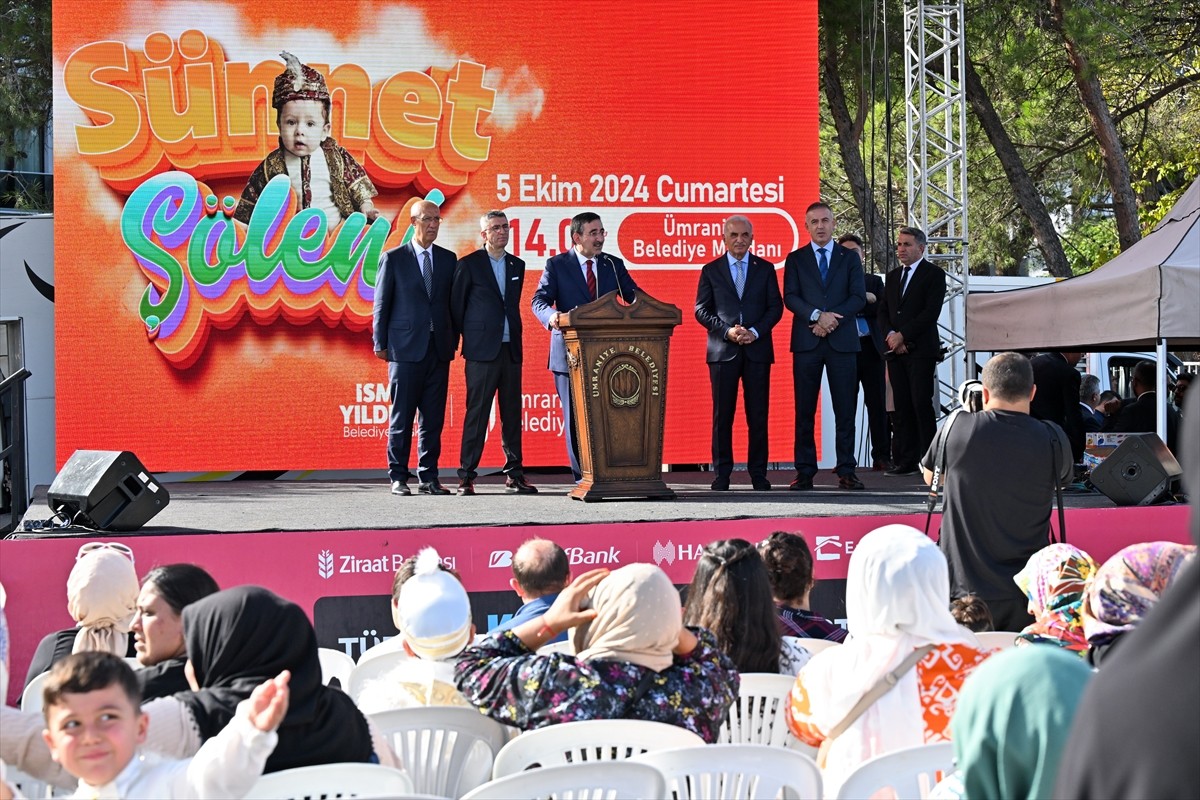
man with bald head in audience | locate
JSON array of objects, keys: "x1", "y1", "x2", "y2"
[{"x1": 489, "y1": 538, "x2": 571, "y2": 643}]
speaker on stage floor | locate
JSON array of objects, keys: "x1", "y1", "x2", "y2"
[
  {"x1": 1090, "y1": 433, "x2": 1181, "y2": 506},
  {"x1": 47, "y1": 450, "x2": 169, "y2": 531}
]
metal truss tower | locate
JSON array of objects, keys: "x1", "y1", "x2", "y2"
[{"x1": 904, "y1": 0, "x2": 970, "y2": 412}]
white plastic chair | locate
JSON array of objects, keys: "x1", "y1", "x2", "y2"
[
  {"x1": 243, "y1": 763, "x2": 414, "y2": 799},
  {"x1": 975, "y1": 631, "x2": 1020, "y2": 650},
  {"x1": 4, "y1": 765, "x2": 53, "y2": 799},
  {"x1": 20, "y1": 671, "x2": 48, "y2": 714},
  {"x1": 492, "y1": 719, "x2": 705, "y2": 778},
  {"x1": 717, "y1": 673, "x2": 818, "y2": 760},
  {"x1": 785, "y1": 636, "x2": 841, "y2": 657},
  {"x1": 347, "y1": 650, "x2": 413, "y2": 701},
  {"x1": 462, "y1": 761, "x2": 667, "y2": 800},
  {"x1": 317, "y1": 647, "x2": 356, "y2": 688},
  {"x1": 636, "y1": 744, "x2": 823, "y2": 800},
  {"x1": 369, "y1": 706, "x2": 511, "y2": 798},
  {"x1": 835, "y1": 742, "x2": 955, "y2": 800}
]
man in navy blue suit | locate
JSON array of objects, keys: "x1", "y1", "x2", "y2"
[
  {"x1": 373, "y1": 199, "x2": 457, "y2": 495},
  {"x1": 531, "y1": 212, "x2": 639, "y2": 481},
  {"x1": 839, "y1": 234, "x2": 892, "y2": 471},
  {"x1": 450, "y1": 210, "x2": 537, "y2": 496},
  {"x1": 783, "y1": 202, "x2": 867, "y2": 490},
  {"x1": 694, "y1": 215, "x2": 783, "y2": 491}
]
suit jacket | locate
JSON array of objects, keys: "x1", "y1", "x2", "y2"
[
  {"x1": 1105, "y1": 391, "x2": 1181, "y2": 453},
  {"x1": 783, "y1": 242, "x2": 866, "y2": 353},
  {"x1": 451, "y1": 249, "x2": 525, "y2": 362},
  {"x1": 1031, "y1": 352, "x2": 1085, "y2": 461},
  {"x1": 531, "y1": 251, "x2": 638, "y2": 373},
  {"x1": 877, "y1": 258, "x2": 947, "y2": 358},
  {"x1": 694, "y1": 254, "x2": 782, "y2": 363},
  {"x1": 859, "y1": 272, "x2": 887, "y2": 357},
  {"x1": 372, "y1": 241, "x2": 456, "y2": 363}
]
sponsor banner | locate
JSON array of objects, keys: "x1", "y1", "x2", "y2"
[
  {"x1": 2, "y1": 505, "x2": 1187, "y2": 703},
  {"x1": 53, "y1": 0, "x2": 820, "y2": 472}
]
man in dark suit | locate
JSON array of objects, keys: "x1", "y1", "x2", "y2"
[
  {"x1": 450, "y1": 210, "x2": 537, "y2": 496},
  {"x1": 877, "y1": 226, "x2": 946, "y2": 476},
  {"x1": 694, "y1": 215, "x2": 783, "y2": 491},
  {"x1": 839, "y1": 234, "x2": 891, "y2": 471},
  {"x1": 783, "y1": 202, "x2": 867, "y2": 490},
  {"x1": 1030, "y1": 351, "x2": 1085, "y2": 464},
  {"x1": 531, "y1": 212, "x2": 638, "y2": 481},
  {"x1": 1101, "y1": 360, "x2": 1181, "y2": 453},
  {"x1": 1079, "y1": 373, "x2": 1105, "y2": 432},
  {"x1": 372, "y1": 199, "x2": 456, "y2": 495}
]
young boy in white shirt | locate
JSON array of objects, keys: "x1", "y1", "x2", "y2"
[{"x1": 41, "y1": 652, "x2": 287, "y2": 799}]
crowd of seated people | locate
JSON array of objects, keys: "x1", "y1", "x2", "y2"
[{"x1": 2, "y1": 479, "x2": 1197, "y2": 799}]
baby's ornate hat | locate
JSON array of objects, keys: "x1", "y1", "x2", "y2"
[{"x1": 272, "y1": 51, "x2": 330, "y2": 109}]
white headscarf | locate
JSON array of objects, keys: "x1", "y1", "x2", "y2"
[
  {"x1": 573, "y1": 563, "x2": 681, "y2": 672},
  {"x1": 798, "y1": 525, "x2": 977, "y2": 793},
  {"x1": 66, "y1": 548, "x2": 139, "y2": 656}
]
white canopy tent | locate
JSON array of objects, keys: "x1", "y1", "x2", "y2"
[{"x1": 967, "y1": 176, "x2": 1200, "y2": 440}]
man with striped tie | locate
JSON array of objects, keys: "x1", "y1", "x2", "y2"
[
  {"x1": 373, "y1": 199, "x2": 458, "y2": 496},
  {"x1": 531, "y1": 212, "x2": 639, "y2": 481},
  {"x1": 694, "y1": 215, "x2": 783, "y2": 491}
]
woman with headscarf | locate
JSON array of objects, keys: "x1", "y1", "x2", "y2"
[
  {"x1": 1081, "y1": 541, "x2": 1196, "y2": 667},
  {"x1": 23, "y1": 543, "x2": 139, "y2": 687},
  {"x1": 133, "y1": 564, "x2": 220, "y2": 700},
  {"x1": 683, "y1": 539, "x2": 810, "y2": 675},
  {"x1": 785, "y1": 525, "x2": 992, "y2": 795},
  {"x1": 1013, "y1": 542, "x2": 1096, "y2": 653},
  {"x1": 930, "y1": 646, "x2": 1093, "y2": 800},
  {"x1": 1, "y1": 585, "x2": 400, "y2": 790},
  {"x1": 455, "y1": 564, "x2": 738, "y2": 742}
]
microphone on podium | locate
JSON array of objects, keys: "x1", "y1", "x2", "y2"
[{"x1": 601, "y1": 253, "x2": 628, "y2": 303}]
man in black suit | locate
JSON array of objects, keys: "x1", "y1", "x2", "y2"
[
  {"x1": 531, "y1": 212, "x2": 639, "y2": 480},
  {"x1": 783, "y1": 202, "x2": 867, "y2": 490},
  {"x1": 450, "y1": 210, "x2": 537, "y2": 496},
  {"x1": 877, "y1": 226, "x2": 946, "y2": 476},
  {"x1": 372, "y1": 199, "x2": 457, "y2": 495},
  {"x1": 1030, "y1": 351, "x2": 1085, "y2": 464},
  {"x1": 694, "y1": 215, "x2": 783, "y2": 491},
  {"x1": 839, "y1": 234, "x2": 891, "y2": 471},
  {"x1": 1101, "y1": 360, "x2": 1181, "y2": 453},
  {"x1": 1079, "y1": 373, "x2": 1105, "y2": 432}
]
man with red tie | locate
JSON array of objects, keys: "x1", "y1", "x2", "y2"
[{"x1": 531, "y1": 213, "x2": 639, "y2": 481}]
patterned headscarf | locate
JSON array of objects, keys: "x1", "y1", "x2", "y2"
[
  {"x1": 1014, "y1": 543, "x2": 1097, "y2": 653},
  {"x1": 1082, "y1": 542, "x2": 1196, "y2": 646}
]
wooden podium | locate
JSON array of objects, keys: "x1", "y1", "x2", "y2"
[{"x1": 561, "y1": 290, "x2": 682, "y2": 501}]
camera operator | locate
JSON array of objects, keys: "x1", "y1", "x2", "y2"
[{"x1": 921, "y1": 352, "x2": 1072, "y2": 631}]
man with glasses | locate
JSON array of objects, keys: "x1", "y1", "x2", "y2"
[
  {"x1": 532, "y1": 212, "x2": 639, "y2": 481},
  {"x1": 373, "y1": 199, "x2": 457, "y2": 495},
  {"x1": 450, "y1": 211, "x2": 537, "y2": 496}
]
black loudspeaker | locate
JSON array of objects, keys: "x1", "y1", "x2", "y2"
[
  {"x1": 1090, "y1": 433, "x2": 1182, "y2": 506},
  {"x1": 47, "y1": 450, "x2": 170, "y2": 531}
]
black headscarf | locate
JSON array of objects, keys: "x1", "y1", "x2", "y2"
[{"x1": 176, "y1": 586, "x2": 374, "y2": 772}]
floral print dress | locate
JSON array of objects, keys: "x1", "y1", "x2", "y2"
[{"x1": 454, "y1": 627, "x2": 739, "y2": 743}]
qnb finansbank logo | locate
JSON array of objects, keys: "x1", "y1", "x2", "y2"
[
  {"x1": 651, "y1": 540, "x2": 709, "y2": 568},
  {"x1": 317, "y1": 549, "x2": 456, "y2": 579},
  {"x1": 488, "y1": 546, "x2": 621, "y2": 569}
]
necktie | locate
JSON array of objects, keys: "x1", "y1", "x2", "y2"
[
  {"x1": 586, "y1": 259, "x2": 596, "y2": 300},
  {"x1": 817, "y1": 247, "x2": 829, "y2": 282},
  {"x1": 734, "y1": 260, "x2": 746, "y2": 299},
  {"x1": 421, "y1": 250, "x2": 433, "y2": 298},
  {"x1": 900, "y1": 265, "x2": 911, "y2": 297}
]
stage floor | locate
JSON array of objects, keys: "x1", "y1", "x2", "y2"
[{"x1": 14, "y1": 468, "x2": 1117, "y2": 536}]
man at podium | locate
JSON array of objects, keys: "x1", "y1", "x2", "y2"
[{"x1": 532, "y1": 212, "x2": 639, "y2": 481}]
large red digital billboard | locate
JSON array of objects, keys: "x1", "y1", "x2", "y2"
[{"x1": 53, "y1": 0, "x2": 820, "y2": 471}]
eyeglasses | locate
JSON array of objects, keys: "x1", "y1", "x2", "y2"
[
  {"x1": 76, "y1": 541, "x2": 136, "y2": 565},
  {"x1": 486, "y1": 223, "x2": 510, "y2": 232},
  {"x1": 414, "y1": 215, "x2": 442, "y2": 224}
]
